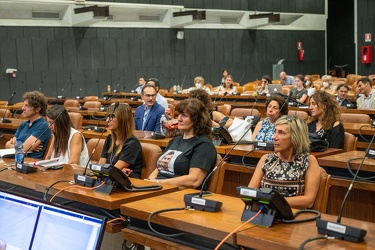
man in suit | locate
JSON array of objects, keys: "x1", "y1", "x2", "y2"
[
  {"x1": 134, "y1": 84, "x2": 165, "y2": 132},
  {"x1": 336, "y1": 83, "x2": 354, "y2": 108},
  {"x1": 357, "y1": 77, "x2": 375, "y2": 109}
]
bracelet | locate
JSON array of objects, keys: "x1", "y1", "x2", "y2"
[{"x1": 157, "y1": 179, "x2": 160, "y2": 184}]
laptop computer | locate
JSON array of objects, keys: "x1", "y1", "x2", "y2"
[{"x1": 268, "y1": 84, "x2": 283, "y2": 95}]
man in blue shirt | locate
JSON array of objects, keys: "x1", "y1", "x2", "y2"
[
  {"x1": 5, "y1": 91, "x2": 51, "y2": 159},
  {"x1": 134, "y1": 85, "x2": 165, "y2": 132},
  {"x1": 280, "y1": 71, "x2": 295, "y2": 86}
]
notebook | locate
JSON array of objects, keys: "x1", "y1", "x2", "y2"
[{"x1": 268, "y1": 84, "x2": 283, "y2": 95}]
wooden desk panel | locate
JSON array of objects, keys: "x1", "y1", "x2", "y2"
[
  {"x1": 0, "y1": 118, "x2": 24, "y2": 130},
  {"x1": 318, "y1": 150, "x2": 375, "y2": 172}
]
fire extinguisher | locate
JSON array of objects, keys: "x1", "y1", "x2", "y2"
[{"x1": 298, "y1": 42, "x2": 304, "y2": 61}]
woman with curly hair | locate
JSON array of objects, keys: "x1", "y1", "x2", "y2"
[
  {"x1": 308, "y1": 91, "x2": 344, "y2": 148},
  {"x1": 148, "y1": 99, "x2": 217, "y2": 189}
]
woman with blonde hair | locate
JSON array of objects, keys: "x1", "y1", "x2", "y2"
[
  {"x1": 320, "y1": 75, "x2": 335, "y2": 94},
  {"x1": 99, "y1": 103, "x2": 143, "y2": 178},
  {"x1": 248, "y1": 116, "x2": 320, "y2": 209}
]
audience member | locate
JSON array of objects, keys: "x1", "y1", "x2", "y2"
[
  {"x1": 135, "y1": 76, "x2": 147, "y2": 94},
  {"x1": 183, "y1": 76, "x2": 211, "y2": 94},
  {"x1": 252, "y1": 95, "x2": 289, "y2": 142},
  {"x1": 134, "y1": 84, "x2": 165, "y2": 132},
  {"x1": 45, "y1": 105, "x2": 89, "y2": 165},
  {"x1": 148, "y1": 99, "x2": 217, "y2": 189},
  {"x1": 320, "y1": 75, "x2": 335, "y2": 94},
  {"x1": 290, "y1": 74, "x2": 308, "y2": 103},
  {"x1": 217, "y1": 75, "x2": 237, "y2": 95},
  {"x1": 147, "y1": 78, "x2": 168, "y2": 109},
  {"x1": 308, "y1": 91, "x2": 344, "y2": 148},
  {"x1": 280, "y1": 71, "x2": 295, "y2": 86},
  {"x1": 356, "y1": 77, "x2": 375, "y2": 109},
  {"x1": 256, "y1": 75, "x2": 272, "y2": 95},
  {"x1": 304, "y1": 75, "x2": 316, "y2": 96},
  {"x1": 248, "y1": 116, "x2": 320, "y2": 209},
  {"x1": 221, "y1": 69, "x2": 229, "y2": 85},
  {"x1": 5, "y1": 91, "x2": 51, "y2": 159},
  {"x1": 336, "y1": 83, "x2": 352, "y2": 108},
  {"x1": 100, "y1": 103, "x2": 143, "y2": 178},
  {"x1": 188, "y1": 88, "x2": 233, "y2": 128}
]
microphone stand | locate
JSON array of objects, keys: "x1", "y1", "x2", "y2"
[
  {"x1": 74, "y1": 102, "x2": 119, "y2": 187},
  {"x1": 210, "y1": 92, "x2": 228, "y2": 116},
  {"x1": 57, "y1": 77, "x2": 71, "y2": 99},
  {"x1": 184, "y1": 118, "x2": 256, "y2": 212},
  {"x1": 1, "y1": 92, "x2": 16, "y2": 123}
]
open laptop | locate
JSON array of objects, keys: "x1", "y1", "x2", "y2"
[{"x1": 268, "y1": 84, "x2": 283, "y2": 95}]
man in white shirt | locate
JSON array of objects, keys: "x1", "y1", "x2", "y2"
[
  {"x1": 356, "y1": 77, "x2": 375, "y2": 109},
  {"x1": 135, "y1": 76, "x2": 147, "y2": 94},
  {"x1": 146, "y1": 78, "x2": 168, "y2": 110}
]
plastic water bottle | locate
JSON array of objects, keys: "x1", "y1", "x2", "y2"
[
  {"x1": 14, "y1": 138, "x2": 24, "y2": 167},
  {"x1": 173, "y1": 85, "x2": 177, "y2": 94},
  {"x1": 160, "y1": 115, "x2": 167, "y2": 134}
]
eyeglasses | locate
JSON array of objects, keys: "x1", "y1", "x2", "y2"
[{"x1": 144, "y1": 94, "x2": 156, "y2": 98}]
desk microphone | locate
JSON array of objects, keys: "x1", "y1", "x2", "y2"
[
  {"x1": 248, "y1": 93, "x2": 260, "y2": 127},
  {"x1": 210, "y1": 92, "x2": 227, "y2": 116},
  {"x1": 57, "y1": 78, "x2": 72, "y2": 99},
  {"x1": 184, "y1": 118, "x2": 256, "y2": 212},
  {"x1": 1, "y1": 92, "x2": 16, "y2": 123},
  {"x1": 16, "y1": 108, "x2": 62, "y2": 174},
  {"x1": 104, "y1": 86, "x2": 126, "y2": 101},
  {"x1": 74, "y1": 102, "x2": 119, "y2": 187},
  {"x1": 316, "y1": 132, "x2": 372, "y2": 242}
]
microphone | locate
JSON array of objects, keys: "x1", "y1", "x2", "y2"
[
  {"x1": 1, "y1": 92, "x2": 16, "y2": 123},
  {"x1": 238, "y1": 72, "x2": 245, "y2": 85},
  {"x1": 112, "y1": 78, "x2": 121, "y2": 92},
  {"x1": 210, "y1": 92, "x2": 227, "y2": 116},
  {"x1": 249, "y1": 92, "x2": 260, "y2": 125},
  {"x1": 16, "y1": 108, "x2": 63, "y2": 174},
  {"x1": 74, "y1": 102, "x2": 119, "y2": 187},
  {"x1": 184, "y1": 118, "x2": 256, "y2": 212},
  {"x1": 57, "y1": 77, "x2": 72, "y2": 99},
  {"x1": 316, "y1": 134, "x2": 372, "y2": 242},
  {"x1": 165, "y1": 77, "x2": 175, "y2": 93}
]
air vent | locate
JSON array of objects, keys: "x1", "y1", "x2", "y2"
[
  {"x1": 32, "y1": 12, "x2": 60, "y2": 19},
  {"x1": 220, "y1": 17, "x2": 238, "y2": 23},
  {"x1": 139, "y1": 15, "x2": 160, "y2": 21}
]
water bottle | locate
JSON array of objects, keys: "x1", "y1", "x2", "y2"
[
  {"x1": 14, "y1": 138, "x2": 24, "y2": 167},
  {"x1": 160, "y1": 115, "x2": 167, "y2": 134},
  {"x1": 173, "y1": 85, "x2": 177, "y2": 94}
]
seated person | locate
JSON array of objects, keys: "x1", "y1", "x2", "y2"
[
  {"x1": 304, "y1": 75, "x2": 316, "y2": 97},
  {"x1": 289, "y1": 74, "x2": 308, "y2": 103},
  {"x1": 100, "y1": 103, "x2": 143, "y2": 178},
  {"x1": 147, "y1": 78, "x2": 169, "y2": 110},
  {"x1": 188, "y1": 89, "x2": 233, "y2": 128},
  {"x1": 147, "y1": 99, "x2": 217, "y2": 189},
  {"x1": 336, "y1": 83, "x2": 352, "y2": 108},
  {"x1": 320, "y1": 75, "x2": 336, "y2": 94},
  {"x1": 280, "y1": 71, "x2": 295, "y2": 86},
  {"x1": 256, "y1": 75, "x2": 272, "y2": 96},
  {"x1": 220, "y1": 69, "x2": 229, "y2": 85},
  {"x1": 5, "y1": 91, "x2": 51, "y2": 159},
  {"x1": 135, "y1": 76, "x2": 147, "y2": 94},
  {"x1": 45, "y1": 105, "x2": 89, "y2": 165},
  {"x1": 248, "y1": 116, "x2": 320, "y2": 209},
  {"x1": 356, "y1": 77, "x2": 375, "y2": 109},
  {"x1": 308, "y1": 91, "x2": 344, "y2": 148},
  {"x1": 182, "y1": 76, "x2": 211, "y2": 94},
  {"x1": 217, "y1": 75, "x2": 237, "y2": 95},
  {"x1": 134, "y1": 84, "x2": 165, "y2": 132},
  {"x1": 252, "y1": 95, "x2": 289, "y2": 142}
]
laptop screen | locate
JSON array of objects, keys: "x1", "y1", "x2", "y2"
[
  {"x1": 0, "y1": 190, "x2": 106, "y2": 250},
  {"x1": 268, "y1": 84, "x2": 283, "y2": 94}
]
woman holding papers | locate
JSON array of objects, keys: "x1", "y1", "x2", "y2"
[
  {"x1": 147, "y1": 99, "x2": 217, "y2": 189},
  {"x1": 45, "y1": 105, "x2": 89, "y2": 166},
  {"x1": 248, "y1": 116, "x2": 320, "y2": 209}
]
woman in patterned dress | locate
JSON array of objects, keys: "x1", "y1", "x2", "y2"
[{"x1": 248, "y1": 116, "x2": 320, "y2": 209}]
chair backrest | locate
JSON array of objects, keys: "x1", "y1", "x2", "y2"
[
  {"x1": 168, "y1": 104, "x2": 175, "y2": 119},
  {"x1": 42, "y1": 137, "x2": 54, "y2": 160},
  {"x1": 340, "y1": 113, "x2": 371, "y2": 123},
  {"x1": 159, "y1": 89, "x2": 168, "y2": 95},
  {"x1": 68, "y1": 112, "x2": 83, "y2": 130},
  {"x1": 343, "y1": 132, "x2": 358, "y2": 152},
  {"x1": 0, "y1": 109, "x2": 12, "y2": 118},
  {"x1": 83, "y1": 96, "x2": 99, "y2": 102},
  {"x1": 140, "y1": 143, "x2": 162, "y2": 180},
  {"x1": 207, "y1": 154, "x2": 225, "y2": 194},
  {"x1": 0, "y1": 101, "x2": 8, "y2": 106},
  {"x1": 217, "y1": 104, "x2": 232, "y2": 116},
  {"x1": 63, "y1": 99, "x2": 80, "y2": 110},
  {"x1": 83, "y1": 101, "x2": 102, "y2": 110},
  {"x1": 287, "y1": 110, "x2": 309, "y2": 121},
  {"x1": 236, "y1": 86, "x2": 244, "y2": 94},
  {"x1": 312, "y1": 167, "x2": 331, "y2": 213},
  {"x1": 230, "y1": 108, "x2": 260, "y2": 118},
  {"x1": 243, "y1": 83, "x2": 257, "y2": 92},
  {"x1": 86, "y1": 138, "x2": 106, "y2": 163}
]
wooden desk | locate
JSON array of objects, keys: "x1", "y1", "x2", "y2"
[
  {"x1": 0, "y1": 158, "x2": 178, "y2": 210},
  {"x1": 0, "y1": 118, "x2": 23, "y2": 130},
  {"x1": 121, "y1": 190, "x2": 375, "y2": 250},
  {"x1": 318, "y1": 150, "x2": 375, "y2": 172}
]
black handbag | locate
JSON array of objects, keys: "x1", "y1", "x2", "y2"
[{"x1": 309, "y1": 130, "x2": 329, "y2": 152}]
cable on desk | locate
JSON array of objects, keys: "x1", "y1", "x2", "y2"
[
  {"x1": 298, "y1": 235, "x2": 337, "y2": 250},
  {"x1": 0, "y1": 167, "x2": 8, "y2": 173},
  {"x1": 241, "y1": 148, "x2": 255, "y2": 167},
  {"x1": 346, "y1": 157, "x2": 375, "y2": 180},
  {"x1": 358, "y1": 124, "x2": 372, "y2": 142},
  {"x1": 282, "y1": 209, "x2": 321, "y2": 224},
  {"x1": 147, "y1": 207, "x2": 187, "y2": 237},
  {"x1": 214, "y1": 206, "x2": 263, "y2": 250},
  {"x1": 44, "y1": 180, "x2": 72, "y2": 201}
]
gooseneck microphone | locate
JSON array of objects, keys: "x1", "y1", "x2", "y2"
[
  {"x1": 57, "y1": 77, "x2": 72, "y2": 99},
  {"x1": 210, "y1": 92, "x2": 227, "y2": 116},
  {"x1": 1, "y1": 92, "x2": 16, "y2": 123},
  {"x1": 74, "y1": 102, "x2": 119, "y2": 187},
  {"x1": 184, "y1": 118, "x2": 256, "y2": 212}
]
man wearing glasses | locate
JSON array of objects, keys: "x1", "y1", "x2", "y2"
[{"x1": 134, "y1": 84, "x2": 165, "y2": 132}]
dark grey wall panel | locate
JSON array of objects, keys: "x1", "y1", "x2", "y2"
[
  {"x1": 63, "y1": 39, "x2": 78, "y2": 70},
  {"x1": 71, "y1": 69, "x2": 85, "y2": 97},
  {"x1": 33, "y1": 39, "x2": 49, "y2": 72},
  {"x1": 17, "y1": 39, "x2": 33, "y2": 72},
  {"x1": 41, "y1": 71, "x2": 57, "y2": 97},
  {"x1": 117, "y1": 38, "x2": 130, "y2": 68},
  {"x1": 103, "y1": 39, "x2": 117, "y2": 69},
  {"x1": 76, "y1": 39, "x2": 91, "y2": 69},
  {"x1": 48, "y1": 39, "x2": 63, "y2": 70}
]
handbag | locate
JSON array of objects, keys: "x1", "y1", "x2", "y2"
[
  {"x1": 162, "y1": 119, "x2": 181, "y2": 138},
  {"x1": 309, "y1": 130, "x2": 329, "y2": 152},
  {"x1": 228, "y1": 117, "x2": 253, "y2": 142}
]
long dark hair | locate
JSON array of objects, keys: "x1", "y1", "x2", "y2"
[{"x1": 46, "y1": 105, "x2": 72, "y2": 156}]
